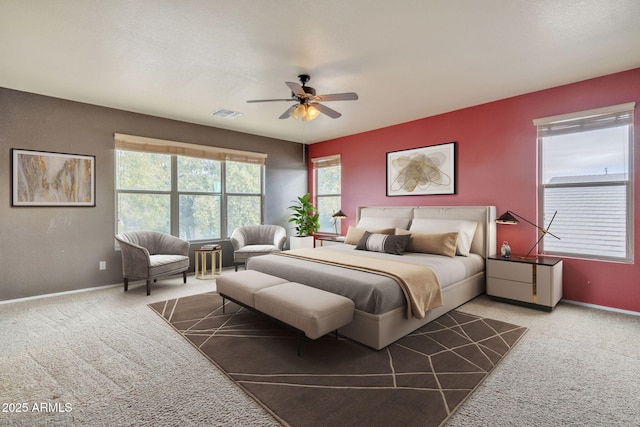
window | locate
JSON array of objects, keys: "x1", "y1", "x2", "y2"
[
  {"x1": 312, "y1": 155, "x2": 342, "y2": 234},
  {"x1": 225, "y1": 160, "x2": 263, "y2": 236},
  {"x1": 177, "y1": 156, "x2": 221, "y2": 240},
  {"x1": 536, "y1": 102, "x2": 635, "y2": 261},
  {"x1": 115, "y1": 134, "x2": 266, "y2": 241}
]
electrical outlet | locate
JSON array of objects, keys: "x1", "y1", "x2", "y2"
[{"x1": 99, "y1": 261, "x2": 106, "y2": 270}]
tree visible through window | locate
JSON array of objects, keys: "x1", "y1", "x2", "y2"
[
  {"x1": 116, "y1": 140, "x2": 264, "y2": 241},
  {"x1": 537, "y1": 103, "x2": 634, "y2": 261}
]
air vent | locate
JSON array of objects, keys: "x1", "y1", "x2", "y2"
[{"x1": 211, "y1": 108, "x2": 243, "y2": 119}]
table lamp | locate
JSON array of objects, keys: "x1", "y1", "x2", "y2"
[
  {"x1": 496, "y1": 210, "x2": 560, "y2": 259},
  {"x1": 332, "y1": 209, "x2": 347, "y2": 235}
]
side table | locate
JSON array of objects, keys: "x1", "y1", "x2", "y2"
[
  {"x1": 486, "y1": 255, "x2": 563, "y2": 311},
  {"x1": 315, "y1": 236, "x2": 345, "y2": 247},
  {"x1": 194, "y1": 248, "x2": 223, "y2": 279}
]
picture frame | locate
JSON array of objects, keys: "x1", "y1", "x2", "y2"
[
  {"x1": 12, "y1": 149, "x2": 96, "y2": 207},
  {"x1": 386, "y1": 141, "x2": 456, "y2": 196}
]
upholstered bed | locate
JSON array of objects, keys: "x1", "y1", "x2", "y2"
[{"x1": 246, "y1": 206, "x2": 496, "y2": 350}]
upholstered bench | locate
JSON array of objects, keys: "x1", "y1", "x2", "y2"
[
  {"x1": 216, "y1": 270, "x2": 287, "y2": 308},
  {"x1": 254, "y1": 282, "x2": 355, "y2": 344},
  {"x1": 216, "y1": 271, "x2": 355, "y2": 355}
]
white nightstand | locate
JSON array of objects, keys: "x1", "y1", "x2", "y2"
[{"x1": 486, "y1": 255, "x2": 563, "y2": 311}]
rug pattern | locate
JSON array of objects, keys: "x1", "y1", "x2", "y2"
[{"x1": 149, "y1": 292, "x2": 526, "y2": 427}]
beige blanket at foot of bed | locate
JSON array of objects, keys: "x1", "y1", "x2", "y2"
[{"x1": 276, "y1": 248, "x2": 443, "y2": 319}]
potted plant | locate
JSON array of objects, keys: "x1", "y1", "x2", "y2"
[{"x1": 288, "y1": 193, "x2": 320, "y2": 249}]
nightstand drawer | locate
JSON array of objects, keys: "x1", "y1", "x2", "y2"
[
  {"x1": 487, "y1": 260, "x2": 534, "y2": 283},
  {"x1": 487, "y1": 278, "x2": 534, "y2": 302}
]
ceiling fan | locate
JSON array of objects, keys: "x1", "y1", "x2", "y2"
[{"x1": 247, "y1": 74, "x2": 358, "y2": 121}]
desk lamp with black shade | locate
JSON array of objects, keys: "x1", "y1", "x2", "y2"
[
  {"x1": 496, "y1": 210, "x2": 560, "y2": 260},
  {"x1": 332, "y1": 209, "x2": 347, "y2": 236}
]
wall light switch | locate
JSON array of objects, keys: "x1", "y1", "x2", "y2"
[{"x1": 99, "y1": 261, "x2": 107, "y2": 270}]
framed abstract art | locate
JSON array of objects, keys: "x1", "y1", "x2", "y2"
[
  {"x1": 386, "y1": 142, "x2": 456, "y2": 196},
  {"x1": 12, "y1": 149, "x2": 96, "y2": 207}
]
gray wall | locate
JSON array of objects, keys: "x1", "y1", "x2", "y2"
[{"x1": 0, "y1": 87, "x2": 307, "y2": 301}]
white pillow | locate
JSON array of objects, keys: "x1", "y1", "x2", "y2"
[
  {"x1": 357, "y1": 217, "x2": 411, "y2": 230},
  {"x1": 409, "y1": 218, "x2": 478, "y2": 256}
]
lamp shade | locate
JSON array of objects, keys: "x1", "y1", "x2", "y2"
[
  {"x1": 290, "y1": 104, "x2": 306, "y2": 120},
  {"x1": 496, "y1": 211, "x2": 518, "y2": 224},
  {"x1": 303, "y1": 104, "x2": 320, "y2": 121},
  {"x1": 290, "y1": 103, "x2": 321, "y2": 121},
  {"x1": 332, "y1": 209, "x2": 347, "y2": 219}
]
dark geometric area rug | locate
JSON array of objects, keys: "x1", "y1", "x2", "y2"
[{"x1": 149, "y1": 292, "x2": 527, "y2": 427}]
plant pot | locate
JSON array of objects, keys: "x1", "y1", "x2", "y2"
[{"x1": 289, "y1": 235, "x2": 314, "y2": 250}]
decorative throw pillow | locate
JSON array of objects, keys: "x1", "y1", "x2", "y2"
[
  {"x1": 344, "y1": 226, "x2": 395, "y2": 245},
  {"x1": 356, "y1": 217, "x2": 411, "y2": 231},
  {"x1": 395, "y1": 228, "x2": 458, "y2": 257},
  {"x1": 409, "y1": 219, "x2": 478, "y2": 256},
  {"x1": 355, "y1": 231, "x2": 411, "y2": 255}
]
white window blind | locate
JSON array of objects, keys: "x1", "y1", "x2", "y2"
[{"x1": 534, "y1": 103, "x2": 635, "y2": 137}]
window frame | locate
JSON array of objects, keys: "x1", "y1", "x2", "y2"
[
  {"x1": 115, "y1": 134, "x2": 266, "y2": 243},
  {"x1": 536, "y1": 102, "x2": 635, "y2": 262},
  {"x1": 312, "y1": 155, "x2": 342, "y2": 235}
]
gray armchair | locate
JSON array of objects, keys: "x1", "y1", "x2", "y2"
[
  {"x1": 115, "y1": 231, "x2": 190, "y2": 295},
  {"x1": 230, "y1": 225, "x2": 286, "y2": 271}
]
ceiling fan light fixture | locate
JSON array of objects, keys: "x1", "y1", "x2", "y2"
[
  {"x1": 290, "y1": 104, "x2": 306, "y2": 120},
  {"x1": 303, "y1": 104, "x2": 320, "y2": 121},
  {"x1": 249, "y1": 74, "x2": 357, "y2": 121}
]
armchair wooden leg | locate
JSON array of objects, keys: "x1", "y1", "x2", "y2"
[
  {"x1": 183, "y1": 271, "x2": 187, "y2": 283},
  {"x1": 124, "y1": 278, "x2": 129, "y2": 292},
  {"x1": 146, "y1": 279, "x2": 151, "y2": 296}
]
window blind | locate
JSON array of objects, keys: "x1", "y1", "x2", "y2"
[
  {"x1": 311, "y1": 154, "x2": 341, "y2": 168},
  {"x1": 534, "y1": 102, "x2": 635, "y2": 138},
  {"x1": 114, "y1": 133, "x2": 267, "y2": 165}
]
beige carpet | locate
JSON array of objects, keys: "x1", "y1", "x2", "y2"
[
  {"x1": 1, "y1": 273, "x2": 639, "y2": 426},
  {"x1": 149, "y1": 292, "x2": 527, "y2": 427}
]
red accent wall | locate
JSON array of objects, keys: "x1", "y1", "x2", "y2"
[{"x1": 309, "y1": 68, "x2": 640, "y2": 313}]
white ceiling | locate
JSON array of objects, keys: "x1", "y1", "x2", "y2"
[{"x1": 2, "y1": 1, "x2": 640, "y2": 144}]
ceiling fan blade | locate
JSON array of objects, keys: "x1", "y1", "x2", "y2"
[
  {"x1": 246, "y1": 98, "x2": 293, "y2": 103},
  {"x1": 316, "y1": 92, "x2": 359, "y2": 102},
  {"x1": 313, "y1": 103, "x2": 342, "y2": 119},
  {"x1": 285, "y1": 81, "x2": 306, "y2": 97},
  {"x1": 278, "y1": 104, "x2": 297, "y2": 119}
]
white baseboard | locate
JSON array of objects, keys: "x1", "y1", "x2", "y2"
[
  {"x1": 0, "y1": 283, "x2": 122, "y2": 305},
  {"x1": 0, "y1": 272, "x2": 206, "y2": 305},
  {"x1": 561, "y1": 298, "x2": 640, "y2": 317}
]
